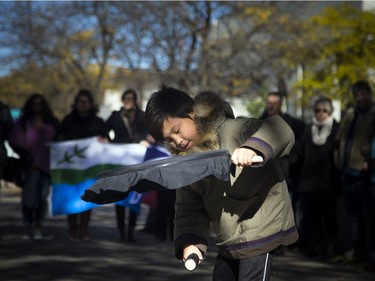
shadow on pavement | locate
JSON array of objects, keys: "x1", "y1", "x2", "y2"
[{"x1": 1, "y1": 183, "x2": 375, "y2": 281}]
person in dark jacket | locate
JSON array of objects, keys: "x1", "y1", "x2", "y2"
[
  {"x1": 297, "y1": 97, "x2": 340, "y2": 258},
  {"x1": 144, "y1": 87, "x2": 298, "y2": 281},
  {"x1": 105, "y1": 88, "x2": 151, "y2": 242},
  {"x1": 58, "y1": 89, "x2": 108, "y2": 241},
  {"x1": 335, "y1": 80, "x2": 375, "y2": 260}
]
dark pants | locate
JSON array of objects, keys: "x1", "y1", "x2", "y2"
[
  {"x1": 299, "y1": 192, "x2": 337, "y2": 257},
  {"x1": 341, "y1": 174, "x2": 373, "y2": 256},
  {"x1": 115, "y1": 204, "x2": 137, "y2": 239},
  {"x1": 155, "y1": 189, "x2": 176, "y2": 241},
  {"x1": 67, "y1": 210, "x2": 92, "y2": 240},
  {"x1": 21, "y1": 168, "x2": 50, "y2": 226},
  {"x1": 213, "y1": 253, "x2": 273, "y2": 281}
]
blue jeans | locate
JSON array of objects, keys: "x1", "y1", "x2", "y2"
[{"x1": 21, "y1": 168, "x2": 50, "y2": 226}]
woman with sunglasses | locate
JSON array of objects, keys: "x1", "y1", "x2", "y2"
[{"x1": 297, "y1": 97, "x2": 340, "y2": 259}]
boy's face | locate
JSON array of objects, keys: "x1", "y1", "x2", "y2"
[{"x1": 162, "y1": 115, "x2": 197, "y2": 151}]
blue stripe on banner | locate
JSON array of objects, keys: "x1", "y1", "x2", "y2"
[
  {"x1": 115, "y1": 191, "x2": 142, "y2": 214},
  {"x1": 51, "y1": 178, "x2": 99, "y2": 216},
  {"x1": 51, "y1": 179, "x2": 143, "y2": 216}
]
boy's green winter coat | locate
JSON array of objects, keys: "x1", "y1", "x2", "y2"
[{"x1": 172, "y1": 92, "x2": 299, "y2": 260}]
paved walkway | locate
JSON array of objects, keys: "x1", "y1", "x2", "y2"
[{"x1": 1, "y1": 183, "x2": 374, "y2": 281}]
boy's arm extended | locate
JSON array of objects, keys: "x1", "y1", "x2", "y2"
[
  {"x1": 240, "y1": 114, "x2": 295, "y2": 163},
  {"x1": 174, "y1": 181, "x2": 210, "y2": 262}
]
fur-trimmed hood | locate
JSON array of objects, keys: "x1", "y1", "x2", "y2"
[{"x1": 171, "y1": 92, "x2": 234, "y2": 155}]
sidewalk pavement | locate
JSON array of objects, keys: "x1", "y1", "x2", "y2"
[{"x1": 1, "y1": 183, "x2": 375, "y2": 281}]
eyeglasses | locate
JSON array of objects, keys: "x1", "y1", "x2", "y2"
[{"x1": 314, "y1": 108, "x2": 328, "y2": 113}]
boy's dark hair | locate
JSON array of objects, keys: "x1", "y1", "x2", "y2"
[
  {"x1": 145, "y1": 86, "x2": 194, "y2": 143},
  {"x1": 352, "y1": 80, "x2": 372, "y2": 95}
]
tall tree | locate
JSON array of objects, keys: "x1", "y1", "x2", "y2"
[
  {"x1": 0, "y1": 1, "x2": 119, "y2": 98},
  {"x1": 112, "y1": 1, "x2": 233, "y2": 93},
  {"x1": 290, "y1": 4, "x2": 375, "y2": 107}
]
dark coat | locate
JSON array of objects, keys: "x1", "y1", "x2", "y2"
[
  {"x1": 335, "y1": 103, "x2": 375, "y2": 173},
  {"x1": 105, "y1": 107, "x2": 147, "y2": 144},
  {"x1": 298, "y1": 119, "x2": 340, "y2": 194},
  {"x1": 58, "y1": 111, "x2": 107, "y2": 141}
]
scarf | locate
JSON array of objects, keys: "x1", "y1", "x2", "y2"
[{"x1": 311, "y1": 116, "x2": 333, "y2": 146}]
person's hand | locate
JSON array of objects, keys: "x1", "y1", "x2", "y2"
[
  {"x1": 97, "y1": 136, "x2": 109, "y2": 143},
  {"x1": 183, "y1": 245, "x2": 203, "y2": 263},
  {"x1": 139, "y1": 140, "x2": 150, "y2": 147},
  {"x1": 231, "y1": 147, "x2": 263, "y2": 167}
]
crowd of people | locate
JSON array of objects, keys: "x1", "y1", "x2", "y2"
[
  {"x1": 0, "y1": 88, "x2": 174, "y2": 244},
  {"x1": 0, "y1": 80, "x2": 374, "y2": 279},
  {"x1": 265, "y1": 81, "x2": 375, "y2": 260},
  {"x1": 259, "y1": 82, "x2": 375, "y2": 264}
]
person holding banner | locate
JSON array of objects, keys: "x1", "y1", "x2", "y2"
[
  {"x1": 9, "y1": 93, "x2": 59, "y2": 240},
  {"x1": 105, "y1": 88, "x2": 151, "y2": 242},
  {"x1": 144, "y1": 87, "x2": 298, "y2": 281},
  {"x1": 57, "y1": 89, "x2": 108, "y2": 241}
]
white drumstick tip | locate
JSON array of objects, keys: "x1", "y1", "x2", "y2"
[
  {"x1": 184, "y1": 253, "x2": 199, "y2": 271},
  {"x1": 252, "y1": 155, "x2": 264, "y2": 163}
]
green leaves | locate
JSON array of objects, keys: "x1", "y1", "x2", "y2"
[{"x1": 290, "y1": 4, "x2": 375, "y2": 107}]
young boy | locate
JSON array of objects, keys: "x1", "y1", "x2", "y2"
[{"x1": 144, "y1": 87, "x2": 298, "y2": 281}]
